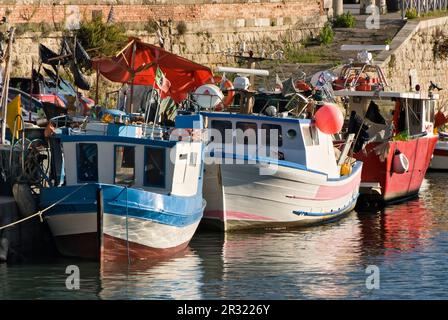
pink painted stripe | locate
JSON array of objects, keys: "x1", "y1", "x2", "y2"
[
  {"x1": 204, "y1": 210, "x2": 276, "y2": 221},
  {"x1": 286, "y1": 173, "x2": 361, "y2": 201}
]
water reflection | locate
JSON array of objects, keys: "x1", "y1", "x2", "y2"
[
  {"x1": 98, "y1": 248, "x2": 204, "y2": 299},
  {"x1": 1, "y1": 174, "x2": 448, "y2": 299}
]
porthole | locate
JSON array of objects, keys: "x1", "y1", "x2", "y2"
[{"x1": 287, "y1": 129, "x2": 297, "y2": 139}]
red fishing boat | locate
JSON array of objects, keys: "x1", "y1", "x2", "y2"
[{"x1": 332, "y1": 45, "x2": 439, "y2": 207}]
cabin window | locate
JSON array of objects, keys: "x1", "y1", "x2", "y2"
[
  {"x1": 236, "y1": 122, "x2": 257, "y2": 145},
  {"x1": 77, "y1": 143, "x2": 98, "y2": 182},
  {"x1": 114, "y1": 145, "x2": 135, "y2": 186},
  {"x1": 211, "y1": 120, "x2": 232, "y2": 145},
  {"x1": 427, "y1": 100, "x2": 435, "y2": 123},
  {"x1": 144, "y1": 147, "x2": 165, "y2": 188},
  {"x1": 302, "y1": 125, "x2": 319, "y2": 146},
  {"x1": 261, "y1": 123, "x2": 283, "y2": 147},
  {"x1": 408, "y1": 99, "x2": 423, "y2": 135}
]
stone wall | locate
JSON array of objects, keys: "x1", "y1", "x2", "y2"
[
  {"x1": 376, "y1": 16, "x2": 448, "y2": 107},
  {"x1": 0, "y1": 0, "x2": 327, "y2": 76}
]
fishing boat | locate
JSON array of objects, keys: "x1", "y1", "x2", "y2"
[
  {"x1": 196, "y1": 68, "x2": 362, "y2": 231},
  {"x1": 39, "y1": 38, "x2": 213, "y2": 262},
  {"x1": 332, "y1": 45, "x2": 439, "y2": 207},
  {"x1": 40, "y1": 112, "x2": 205, "y2": 261}
]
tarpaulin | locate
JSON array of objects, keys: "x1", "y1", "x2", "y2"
[{"x1": 92, "y1": 38, "x2": 213, "y2": 102}]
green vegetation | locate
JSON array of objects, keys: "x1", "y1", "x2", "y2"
[
  {"x1": 144, "y1": 19, "x2": 159, "y2": 33},
  {"x1": 434, "y1": 38, "x2": 448, "y2": 60},
  {"x1": 333, "y1": 12, "x2": 356, "y2": 28},
  {"x1": 284, "y1": 44, "x2": 327, "y2": 63},
  {"x1": 176, "y1": 21, "x2": 187, "y2": 35},
  {"x1": 405, "y1": 8, "x2": 419, "y2": 19},
  {"x1": 75, "y1": 16, "x2": 128, "y2": 58},
  {"x1": 319, "y1": 23, "x2": 334, "y2": 45}
]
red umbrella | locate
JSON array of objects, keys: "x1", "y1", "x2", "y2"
[{"x1": 92, "y1": 38, "x2": 213, "y2": 104}]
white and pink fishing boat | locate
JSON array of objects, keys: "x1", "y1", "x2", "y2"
[
  {"x1": 430, "y1": 132, "x2": 448, "y2": 170},
  {"x1": 200, "y1": 108, "x2": 362, "y2": 231},
  {"x1": 203, "y1": 112, "x2": 362, "y2": 231}
]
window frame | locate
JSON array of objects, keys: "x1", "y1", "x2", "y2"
[
  {"x1": 144, "y1": 146, "x2": 166, "y2": 188},
  {"x1": 76, "y1": 143, "x2": 99, "y2": 183},
  {"x1": 261, "y1": 123, "x2": 283, "y2": 147},
  {"x1": 113, "y1": 144, "x2": 136, "y2": 186},
  {"x1": 236, "y1": 121, "x2": 258, "y2": 145}
]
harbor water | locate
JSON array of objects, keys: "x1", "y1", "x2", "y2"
[{"x1": 1, "y1": 171, "x2": 448, "y2": 300}]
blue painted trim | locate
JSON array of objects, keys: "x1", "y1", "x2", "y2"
[
  {"x1": 143, "y1": 146, "x2": 166, "y2": 188},
  {"x1": 40, "y1": 183, "x2": 203, "y2": 227},
  {"x1": 201, "y1": 112, "x2": 312, "y2": 125},
  {"x1": 293, "y1": 193, "x2": 359, "y2": 217},
  {"x1": 58, "y1": 134, "x2": 177, "y2": 148},
  {"x1": 113, "y1": 144, "x2": 136, "y2": 186}
]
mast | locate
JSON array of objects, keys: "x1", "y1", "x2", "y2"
[
  {"x1": 128, "y1": 40, "x2": 137, "y2": 114},
  {"x1": 0, "y1": 27, "x2": 15, "y2": 145}
]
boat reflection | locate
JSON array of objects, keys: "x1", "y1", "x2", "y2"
[
  {"x1": 358, "y1": 187, "x2": 434, "y2": 258},
  {"x1": 98, "y1": 247, "x2": 204, "y2": 299},
  {"x1": 192, "y1": 213, "x2": 364, "y2": 299}
]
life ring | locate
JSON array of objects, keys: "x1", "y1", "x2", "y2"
[
  {"x1": 392, "y1": 150, "x2": 409, "y2": 174},
  {"x1": 209, "y1": 75, "x2": 235, "y2": 109}
]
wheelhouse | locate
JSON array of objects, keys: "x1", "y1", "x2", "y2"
[{"x1": 201, "y1": 112, "x2": 340, "y2": 178}]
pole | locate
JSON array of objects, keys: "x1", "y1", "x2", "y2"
[
  {"x1": 96, "y1": 187, "x2": 103, "y2": 262},
  {"x1": 1, "y1": 27, "x2": 15, "y2": 145},
  {"x1": 151, "y1": 90, "x2": 162, "y2": 138},
  {"x1": 95, "y1": 63, "x2": 100, "y2": 106},
  {"x1": 129, "y1": 41, "x2": 137, "y2": 114}
]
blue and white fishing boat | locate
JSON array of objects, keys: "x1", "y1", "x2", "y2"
[{"x1": 40, "y1": 111, "x2": 205, "y2": 262}]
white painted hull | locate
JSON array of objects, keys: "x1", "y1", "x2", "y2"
[
  {"x1": 203, "y1": 162, "x2": 362, "y2": 231},
  {"x1": 430, "y1": 140, "x2": 448, "y2": 170},
  {"x1": 45, "y1": 212, "x2": 200, "y2": 259}
]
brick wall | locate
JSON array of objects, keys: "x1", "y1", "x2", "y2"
[
  {"x1": 0, "y1": 1, "x2": 323, "y2": 24},
  {"x1": 1, "y1": 0, "x2": 326, "y2": 73}
]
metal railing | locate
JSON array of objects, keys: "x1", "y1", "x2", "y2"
[{"x1": 401, "y1": 0, "x2": 448, "y2": 19}]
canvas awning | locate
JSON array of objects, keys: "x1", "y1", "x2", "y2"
[{"x1": 91, "y1": 38, "x2": 213, "y2": 103}]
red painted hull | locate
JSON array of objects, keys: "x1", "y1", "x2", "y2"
[
  {"x1": 353, "y1": 136, "x2": 437, "y2": 202},
  {"x1": 101, "y1": 234, "x2": 190, "y2": 263},
  {"x1": 53, "y1": 232, "x2": 190, "y2": 262}
]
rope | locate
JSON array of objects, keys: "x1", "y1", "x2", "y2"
[{"x1": 0, "y1": 183, "x2": 88, "y2": 231}]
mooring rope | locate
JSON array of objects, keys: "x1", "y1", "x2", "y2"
[{"x1": 0, "y1": 183, "x2": 88, "y2": 231}]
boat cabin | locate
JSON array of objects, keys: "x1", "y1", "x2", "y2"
[
  {"x1": 334, "y1": 90, "x2": 438, "y2": 143},
  {"x1": 51, "y1": 116, "x2": 204, "y2": 197},
  {"x1": 201, "y1": 112, "x2": 341, "y2": 179}
]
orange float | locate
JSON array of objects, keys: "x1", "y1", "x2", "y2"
[
  {"x1": 294, "y1": 80, "x2": 312, "y2": 91},
  {"x1": 209, "y1": 75, "x2": 235, "y2": 109}
]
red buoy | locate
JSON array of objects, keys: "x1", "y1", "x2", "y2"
[{"x1": 314, "y1": 103, "x2": 344, "y2": 134}]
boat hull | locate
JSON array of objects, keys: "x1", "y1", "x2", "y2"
[
  {"x1": 202, "y1": 160, "x2": 362, "y2": 231},
  {"x1": 353, "y1": 136, "x2": 437, "y2": 203},
  {"x1": 41, "y1": 184, "x2": 203, "y2": 261},
  {"x1": 429, "y1": 140, "x2": 448, "y2": 170}
]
